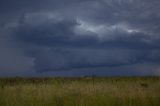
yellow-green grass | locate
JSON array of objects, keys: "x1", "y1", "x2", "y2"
[{"x1": 0, "y1": 77, "x2": 160, "y2": 106}]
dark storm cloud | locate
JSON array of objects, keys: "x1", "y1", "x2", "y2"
[
  {"x1": 13, "y1": 18, "x2": 160, "y2": 72},
  {"x1": 0, "y1": 0, "x2": 160, "y2": 76}
]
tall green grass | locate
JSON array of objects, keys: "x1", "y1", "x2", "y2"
[{"x1": 0, "y1": 77, "x2": 160, "y2": 106}]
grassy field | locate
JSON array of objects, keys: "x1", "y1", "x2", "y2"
[{"x1": 0, "y1": 77, "x2": 160, "y2": 106}]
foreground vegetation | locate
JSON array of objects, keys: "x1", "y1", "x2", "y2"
[{"x1": 0, "y1": 77, "x2": 160, "y2": 106}]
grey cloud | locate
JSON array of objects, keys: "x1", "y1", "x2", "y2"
[
  {"x1": 0, "y1": 28, "x2": 33, "y2": 72},
  {"x1": 12, "y1": 17, "x2": 160, "y2": 73},
  {"x1": 0, "y1": 0, "x2": 160, "y2": 76}
]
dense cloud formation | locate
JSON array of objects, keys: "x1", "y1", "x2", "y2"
[{"x1": 0, "y1": 0, "x2": 160, "y2": 76}]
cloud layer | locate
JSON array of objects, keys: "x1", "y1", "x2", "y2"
[{"x1": 0, "y1": 0, "x2": 160, "y2": 76}]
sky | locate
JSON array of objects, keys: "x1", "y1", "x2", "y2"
[{"x1": 0, "y1": 0, "x2": 160, "y2": 77}]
